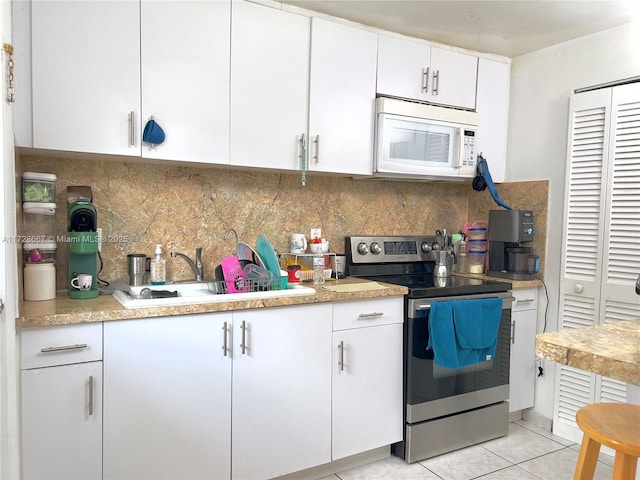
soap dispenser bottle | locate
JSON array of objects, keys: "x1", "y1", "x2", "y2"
[{"x1": 150, "y1": 244, "x2": 166, "y2": 285}]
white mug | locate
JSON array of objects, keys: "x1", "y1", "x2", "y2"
[
  {"x1": 71, "y1": 273, "x2": 93, "y2": 291},
  {"x1": 290, "y1": 234, "x2": 308, "y2": 254}
]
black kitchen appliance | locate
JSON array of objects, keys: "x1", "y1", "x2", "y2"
[
  {"x1": 346, "y1": 235, "x2": 512, "y2": 463},
  {"x1": 487, "y1": 209, "x2": 539, "y2": 280}
]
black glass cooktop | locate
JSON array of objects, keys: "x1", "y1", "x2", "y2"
[{"x1": 355, "y1": 274, "x2": 512, "y2": 298}]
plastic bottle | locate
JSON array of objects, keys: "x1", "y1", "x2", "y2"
[
  {"x1": 150, "y1": 244, "x2": 166, "y2": 285},
  {"x1": 312, "y1": 254, "x2": 325, "y2": 285}
]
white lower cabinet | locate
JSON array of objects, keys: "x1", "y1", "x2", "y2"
[
  {"x1": 20, "y1": 324, "x2": 104, "y2": 480},
  {"x1": 102, "y1": 304, "x2": 332, "y2": 480},
  {"x1": 509, "y1": 287, "x2": 539, "y2": 412},
  {"x1": 332, "y1": 297, "x2": 404, "y2": 460},
  {"x1": 21, "y1": 298, "x2": 404, "y2": 480},
  {"x1": 103, "y1": 313, "x2": 232, "y2": 480},
  {"x1": 21, "y1": 363, "x2": 103, "y2": 480},
  {"x1": 232, "y1": 304, "x2": 333, "y2": 479}
]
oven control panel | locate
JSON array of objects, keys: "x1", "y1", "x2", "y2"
[{"x1": 346, "y1": 236, "x2": 440, "y2": 264}]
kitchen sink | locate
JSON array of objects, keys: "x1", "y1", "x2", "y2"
[{"x1": 112, "y1": 281, "x2": 317, "y2": 309}]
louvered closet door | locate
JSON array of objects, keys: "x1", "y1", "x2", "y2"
[
  {"x1": 598, "y1": 83, "x2": 640, "y2": 403},
  {"x1": 554, "y1": 88, "x2": 611, "y2": 442},
  {"x1": 554, "y1": 83, "x2": 640, "y2": 443}
]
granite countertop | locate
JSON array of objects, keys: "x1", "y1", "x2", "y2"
[
  {"x1": 535, "y1": 319, "x2": 640, "y2": 385},
  {"x1": 16, "y1": 278, "x2": 408, "y2": 328}
]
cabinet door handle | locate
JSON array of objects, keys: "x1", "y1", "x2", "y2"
[
  {"x1": 338, "y1": 340, "x2": 344, "y2": 372},
  {"x1": 432, "y1": 69, "x2": 440, "y2": 96},
  {"x1": 88, "y1": 375, "x2": 94, "y2": 416},
  {"x1": 40, "y1": 343, "x2": 88, "y2": 353},
  {"x1": 358, "y1": 312, "x2": 383, "y2": 319},
  {"x1": 240, "y1": 320, "x2": 247, "y2": 355},
  {"x1": 511, "y1": 321, "x2": 516, "y2": 345},
  {"x1": 222, "y1": 321, "x2": 229, "y2": 357},
  {"x1": 313, "y1": 135, "x2": 320, "y2": 164},
  {"x1": 128, "y1": 111, "x2": 135, "y2": 146},
  {"x1": 422, "y1": 67, "x2": 429, "y2": 92},
  {"x1": 516, "y1": 298, "x2": 535, "y2": 304},
  {"x1": 299, "y1": 133, "x2": 307, "y2": 187}
]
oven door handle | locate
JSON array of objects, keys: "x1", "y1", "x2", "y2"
[{"x1": 415, "y1": 295, "x2": 516, "y2": 311}]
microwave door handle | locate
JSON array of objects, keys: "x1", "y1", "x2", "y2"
[{"x1": 452, "y1": 127, "x2": 462, "y2": 167}]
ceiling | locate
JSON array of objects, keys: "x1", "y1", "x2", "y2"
[{"x1": 280, "y1": 0, "x2": 640, "y2": 57}]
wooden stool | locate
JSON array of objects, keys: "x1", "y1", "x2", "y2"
[{"x1": 574, "y1": 403, "x2": 640, "y2": 480}]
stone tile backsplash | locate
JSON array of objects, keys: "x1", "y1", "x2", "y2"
[{"x1": 17, "y1": 155, "x2": 548, "y2": 288}]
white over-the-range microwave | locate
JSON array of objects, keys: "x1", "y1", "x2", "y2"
[{"x1": 374, "y1": 97, "x2": 479, "y2": 180}]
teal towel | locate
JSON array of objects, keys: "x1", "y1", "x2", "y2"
[
  {"x1": 427, "y1": 297, "x2": 503, "y2": 369},
  {"x1": 426, "y1": 301, "x2": 458, "y2": 368}
]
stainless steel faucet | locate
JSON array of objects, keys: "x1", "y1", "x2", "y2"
[{"x1": 170, "y1": 247, "x2": 203, "y2": 282}]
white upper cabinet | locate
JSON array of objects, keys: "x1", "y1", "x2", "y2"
[
  {"x1": 231, "y1": 3, "x2": 377, "y2": 177},
  {"x1": 476, "y1": 57, "x2": 510, "y2": 183},
  {"x1": 29, "y1": 0, "x2": 230, "y2": 163},
  {"x1": 31, "y1": 0, "x2": 141, "y2": 156},
  {"x1": 141, "y1": 1, "x2": 230, "y2": 164},
  {"x1": 308, "y1": 17, "x2": 377, "y2": 175},
  {"x1": 377, "y1": 34, "x2": 478, "y2": 110},
  {"x1": 230, "y1": 1, "x2": 310, "y2": 171}
]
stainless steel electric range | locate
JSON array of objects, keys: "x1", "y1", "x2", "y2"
[{"x1": 345, "y1": 235, "x2": 513, "y2": 463}]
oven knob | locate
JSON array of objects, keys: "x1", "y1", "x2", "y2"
[
  {"x1": 420, "y1": 242, "x2": 432, "y2": 253},
  {"x1": 356, "y1": 242, "x2": 369, "y2": 255},
  {"x1": 370, "y1": 242, "x2": 382, "y2": 255}
]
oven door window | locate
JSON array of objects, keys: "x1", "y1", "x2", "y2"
[{"x1": 407, "y1": 308, "x2": 510, "y2": 405}]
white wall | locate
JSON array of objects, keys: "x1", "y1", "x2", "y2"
[{"x1": 507, "y1": 21, "x2": 640, "y2": 423}]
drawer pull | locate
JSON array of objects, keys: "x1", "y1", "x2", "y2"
[
  {"x1": 40, "y1": 343, "x2": 88, "y2": 353},
  {"x1": 516, "y1": 298, "x2": 535, "y2": 304},
  {"x1": 358, "y1": 312, "x2": 383, "y2": 319}
]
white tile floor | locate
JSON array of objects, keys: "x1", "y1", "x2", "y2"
[{"x1": 319, "y1": 420, "x2": 615, "y2": 480}]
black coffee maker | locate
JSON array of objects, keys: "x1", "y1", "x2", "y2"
[{"x1": 487, "y1": 209, "x2": 539, "y2": 280}]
